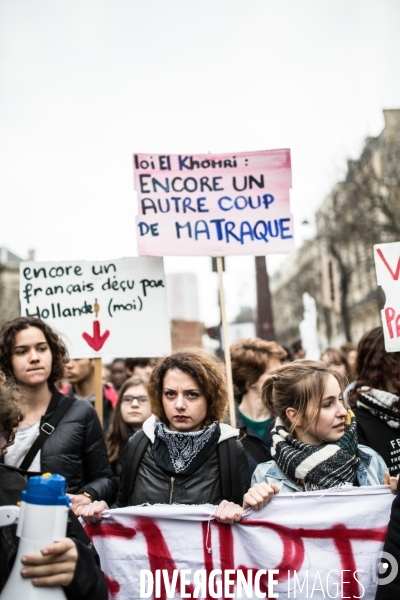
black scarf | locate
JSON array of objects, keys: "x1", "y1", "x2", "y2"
[
  {"x1": 153, "y1": 421, "x2": 220, "y2": 477},
  {"x1": 356, "y1": 387, "x2": 400, "y2": 429},
  {"x1": 271, "y1": 412, "x2": 360, "y2": 491}
]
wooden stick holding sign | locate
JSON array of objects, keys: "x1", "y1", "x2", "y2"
[
  {"x1": 93, "y1": 357, "x2": 103, "y2": 426},
  {"x1": 216, "y1": 257, "x2": 236, "y2": 429}
]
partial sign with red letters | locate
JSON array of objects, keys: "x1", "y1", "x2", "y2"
[{"x1": 374, "y1": 242, "x2": 400, "y2": 352}]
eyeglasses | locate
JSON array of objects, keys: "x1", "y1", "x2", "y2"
[
  {"x1": 0, "y1": 429, "x2": 15, "y2": 450},
  {"x1": 121, "y1": 395, "x2": 148, "y2": 405}
]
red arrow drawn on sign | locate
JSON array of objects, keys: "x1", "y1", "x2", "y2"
[{"x1": 82, "y1": 320, "x2": 110, "y2": 352}]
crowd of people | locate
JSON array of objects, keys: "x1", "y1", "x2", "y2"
[{"x1": 0, "y1": 315, "x2": 399, "y2": 598}]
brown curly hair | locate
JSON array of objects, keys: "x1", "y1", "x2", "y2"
[
  {"x1": 0, "y1": 317, "x2": 69, "y2": 386},
  {"x1": 106, "y1": 376, "x2": 149, "y2": 465},
  {"x1": 0, "y1": 371, "x2": 25, "y2": 429},
  {"x1": 230, "y1": 338, "x2": 287, "y2": 395},
  {"x1": 349, "y1": 327, "x2": 400, "y2": 403},
  {"x1": 147, "y1": 349, "x2": 228, "y2": 428}
]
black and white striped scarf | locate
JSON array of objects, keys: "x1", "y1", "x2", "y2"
[
  {"x1": 271, "y1": 412, "x2": 360, "y2": 491},
  {"x1": 356, "y1": 387, "x2": 400, "y2": 429}
]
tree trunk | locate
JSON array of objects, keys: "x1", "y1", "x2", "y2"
[{"x1": 340, "y1": 269, "x2": 352, "y2": 342}]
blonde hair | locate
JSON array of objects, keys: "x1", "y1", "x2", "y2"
[{"x1": 262, "y1": 360, "x2": 345, "y2": 436}]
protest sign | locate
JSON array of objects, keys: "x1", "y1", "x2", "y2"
[
  {"x1": 84, "y1": 486, "x2": 392, "y2": 600},
  {"x1": 133, "y1": 150, "x2": 294, "y2": 257},
  {"x1": 20, "y1": 257, "x2": 171, "y2": 359},
  {"x1": 374, "y1": 242, "x2": 400, "y2": 352}
]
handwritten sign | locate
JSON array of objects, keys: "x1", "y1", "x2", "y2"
[
  {"x1": 133, "y1": 150, "x2": 294, "y2": 256},
  {"x1": 20, "y1": 257, "x2": 171, "y2": 358},
  {"x1": 85, "y1": 487, "x2": 392, "y2": 600},
  {"x1": 374, "y1": 242, "x2": 400, "y2": 352}
]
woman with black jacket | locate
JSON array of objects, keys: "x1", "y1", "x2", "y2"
[
  {"x1": 349, "y1": 326, "x2": 400, "y2": 477},
  {"x1": 0, "y1": 374, "x2": 108, "y2": 600},
  {"x1": 0, "y1": 316, "x2": 115, "y2": 514},
  {"x1": 78, "y1": 349, "x2": 251, "y2": 521}
]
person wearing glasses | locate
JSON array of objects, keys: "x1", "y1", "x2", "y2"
[{"x1": 105, "y1": 376, "x2": 151, "y2": 482}]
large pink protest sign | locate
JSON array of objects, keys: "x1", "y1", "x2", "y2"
[{"x1": 133, "y1": 150, "x2": 294, "y2": 256}]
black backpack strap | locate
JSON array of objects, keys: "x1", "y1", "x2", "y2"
[
  {"x1": 126, "y1": 430, "x2": 151, "y2": 499},
  {"x1": 217, "y1": 437, "x2": 242, "y2": 505},
  {"x1": 19, "y1": 397, "x2": 75, "y2": 471},
  {"x1": 240, "y1": 433, "x2": 270, "y2": 464}
]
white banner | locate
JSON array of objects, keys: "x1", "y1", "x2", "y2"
[
  {"x1": 84, "y1": 487, "x2": 393, "y2": 599},
  {"x1": 20, "y1": 257, "x2": 171, "y2": 358}
]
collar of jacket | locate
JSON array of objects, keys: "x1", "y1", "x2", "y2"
[
  {"x1": 356, "y1": 445, "x2": 373, "y2": 470},
  {"x1": 235, "y1": 401, "x2": 275, "y2": 439},
  {"x1": 142, "y1": 414, "x2": 239, "y2": 444}
]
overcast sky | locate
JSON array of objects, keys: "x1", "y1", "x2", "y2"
[{"x1": 1, "y1": 0, "x2": 399, "y2": 326}]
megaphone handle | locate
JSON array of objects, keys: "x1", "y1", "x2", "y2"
[{"x1": 0, "y1": 505, "x2": 20, "y2": 527}]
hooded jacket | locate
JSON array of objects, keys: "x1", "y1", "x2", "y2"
[{"x1": 114, "y1": 415, "x2": 250, "y2": 507}]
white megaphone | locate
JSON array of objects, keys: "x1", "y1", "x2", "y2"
[{"x1": 0, "y1": 473, "x2": 70, "y2": 599}]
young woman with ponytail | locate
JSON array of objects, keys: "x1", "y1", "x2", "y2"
[{"x1": 242, "y1": 360, "x2": 398, "y2": 510}]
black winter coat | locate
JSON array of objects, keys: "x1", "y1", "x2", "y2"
[
  {"x1": 114, "y1": 431, "x2": 250, "y2": 507},
  {"x1": 3, "y1": 388, "x2": 115, "y2": 503},
  {"x1": 354, "y1": 403, "x2": 400, "y2": 476},
  {"x1": 375, "y1": 486, "x2": 400, "y2": 599},
  {"x1": 0, "y1": 465, "x2": 109, "y2": 600}
]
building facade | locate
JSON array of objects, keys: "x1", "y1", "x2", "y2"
[
  {"x1": 0, "y1": 248, "x2": 22, "y2": 326},
  {"x1": 271, "y1": 109, "x2": 400, "y2": 349}
]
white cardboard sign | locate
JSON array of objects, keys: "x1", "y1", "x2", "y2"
[
  {"x1": 374, "y1": 242, "x2": 400, "y2": 352},
  {"x1": 20, "y1": 257, "x2": 171, "y2": 358}
]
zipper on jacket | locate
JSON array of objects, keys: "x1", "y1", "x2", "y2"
[{"x1": 169, "y1": 477, "x2": 175, "y2": 504}]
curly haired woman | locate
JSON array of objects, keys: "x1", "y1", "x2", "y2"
[
  {"x1": 0, "y1": 317, "x2": 115, "y2": 514},
  {"x1": 78, "y1": 348, "x2": 252, "y2": 522}
]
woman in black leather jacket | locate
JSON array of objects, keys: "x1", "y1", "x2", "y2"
[
  {"x1": 0, "y1": 317, "x2": 115, "y2": 514},
  {"x1": 78, "y1": 349, "x2": 250, "y2": 521}
]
